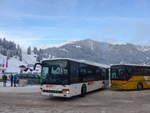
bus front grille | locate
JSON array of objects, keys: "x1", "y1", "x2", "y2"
[{"x1": 43, "y1": 90, "x2": 63, "y2": 93}]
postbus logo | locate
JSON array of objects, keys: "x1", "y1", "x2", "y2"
[{"x1": 45, "y1": 85, "x2": 55, "y2": 88}]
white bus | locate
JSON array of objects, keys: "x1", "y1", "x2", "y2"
[{"x1": 35, "y1": 58, "x2": 109, "y2": 97}]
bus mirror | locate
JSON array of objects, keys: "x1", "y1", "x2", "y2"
[{"x1": 34, "y1": 63, "x2": 41, "y2": 70}]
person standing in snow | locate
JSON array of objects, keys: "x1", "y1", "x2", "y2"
[
  {"x1": 10, "y1": 74, "x2": 13, "y2": 87},
  {"x1": 13, "y1": 74, "x2": 17, "y2": 87},
  {"x1": 2, "y1": 74, "x2": 7, "y2": 87}
]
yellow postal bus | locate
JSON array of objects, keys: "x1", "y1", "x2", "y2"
[{"x1": 111, "y1": 64, "x2": 150, "y2": 90}]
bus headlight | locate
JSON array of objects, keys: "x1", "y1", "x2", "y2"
[{"x1": 62, "y1": 89, "x2": 70, "y2": 94}]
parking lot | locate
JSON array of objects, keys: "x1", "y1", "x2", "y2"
[{"x1": 0, "y1": 87, "x2": 150, "y2": 113}]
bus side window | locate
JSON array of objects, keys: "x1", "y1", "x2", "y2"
[
  {"x1": 96, "y1": 69, "x2": 101, "y2": 80},
  {"x1": 144, "y1": 68, "x2": 150, "y2": 75},
  {"x1": 79, "y1": 64, "x2": 87, "y2": 82},
  {"x1": 126, "y1": 67, "x2": 131, "y2": 74},
  {"x1": 80, "y1": 64, "x2": 96, "y2": 82},
  {"x1": 120, "y1": 70, "x2": 126, "y2": 80},
  {"x1": 106, "y1": 69, "x2": 109, "y2": 80},
  {"x1": 70, "y1": 62, "x2": 79, "y2": 83},
  {"x1": 86, "y1": 66, "x2": 95, "y2": 81},
  {"x1": 102, "y1": 69, "x2": 107, "y2": 80}
]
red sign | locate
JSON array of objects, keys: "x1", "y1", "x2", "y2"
[
  {"x1": 87, "y1": 81, "x2": 94, "y2": 85},
  {"x1": 45, "y1": 85, "x2": 55, "y2": 88}
]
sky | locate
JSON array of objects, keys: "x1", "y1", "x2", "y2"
[{"x1": 0, "y1": 0, "x2": 150, "y2": 48}]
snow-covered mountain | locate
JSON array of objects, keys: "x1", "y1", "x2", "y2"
[
  {"x1": 2, "y1": 38, "x2": 150, "y2": 73},
  {"x1": 40, "y1": 39, "x2": 150, "y2": 65}
]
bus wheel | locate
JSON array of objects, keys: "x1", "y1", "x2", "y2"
[
  {"x1": 137, "y1": 83, "x2": 143, "y2": 90},
  {"x1": 81, "y1": 85, "x2": 87, "y2": 97}
]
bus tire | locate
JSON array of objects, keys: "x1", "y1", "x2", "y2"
[
  {"x1": 81, "y1": 84, "x2": 87, "y2": 97},
  {"x1": 137, "y1": 83, "x2": 143, "y2": 90}
]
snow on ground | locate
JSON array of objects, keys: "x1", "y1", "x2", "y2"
[
  {"x1": 2, "y1": 52, "x2": 37, "y2": 73},
  {"x1": 6, "y1": 57, "x2": 25, "y2": 73},
  {"x1": 75, "y1": 45, "x2": 81, "y2": 48},
  {"x1": 110, "y1": 42, "x2": 127, "y2": 45},
  {"x1": 0, "y1": 82, "x2": 40, "y2": 93},
  {"x1": 0, "y1": 54, "x2": 7, "y2": 72},
  {"x1": 137, "y1": 46, "x2": 150, "y2": 52},
  {"x1": 0, "y1": 54, "x2": 6, "y2": 64},
  {"x1": 22, "y1": 52, "x2": 36, "y2": 64},
  {"x1": 59, "y1": 48, "x2": 69, "y2": 52}
]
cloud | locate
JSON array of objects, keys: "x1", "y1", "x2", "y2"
[
  {"x1": 0, "y1": 28, "x2": 74, "y2": 48},
  {"x1": 1, "y1": 0, "x2": 150, "y2": 47}
]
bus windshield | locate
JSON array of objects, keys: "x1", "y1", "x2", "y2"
[
  {"x1": 41, "y1": 60, "x2": 69, "y2": 85},
  {"x1": 111, "y1": 67, "x2": 128, "y2": 80}
]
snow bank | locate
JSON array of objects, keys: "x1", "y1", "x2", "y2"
[{"x1": 0, "y1": 82, "x2": 40, "y2": 93}]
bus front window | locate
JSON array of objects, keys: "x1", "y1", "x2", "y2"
[
  {"x1": 111, "y1": 69, "x2": 118, "y2": 80},
  {"x1": 111, "y1": 68, "x2": 128, "y2": 80},
  {"x1": 51, "y1": 65, "x2": 63, "y2": 75},
  {"x1": 42, "y1": 67, "x2": 49, "y2": 77},
  {"x1": 41, "y1": 60, "x2": 69, "y2": 85},
  {"x1": 41, "y1": 67, "x2": 49, "y2": 83}
]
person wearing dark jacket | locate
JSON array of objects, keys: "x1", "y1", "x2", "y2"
[
  {"x1": 10, "y1": 74, "x2": 13, "y2": 87},
  {"x1": 2, "y1": 74, "x2": 7, "y2": 87},
  {"x1": 13, "y1": 74, "x2": 17, "y2": 87}
]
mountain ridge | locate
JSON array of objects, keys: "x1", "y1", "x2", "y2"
[{"x1": 40, "y1": 39, "x2": 150, "y2": 65}]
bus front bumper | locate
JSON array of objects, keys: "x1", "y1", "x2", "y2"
[{"x1": 41, "y1": 90, "x2": 72, "y2": 98}]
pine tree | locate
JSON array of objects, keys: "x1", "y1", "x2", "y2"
[
  {"x1": 33, "y1": 47, "x2": 38, "y2": 54},
  {"x1": 27, "y1": 46, "x2": 31, "y2": 55},
  {"x1": 19, "y1": 49, "x2": 22, "y2": 61},
  {"x1": 0, "y1": 38, "x2": 22, "y2": 59},
  {"x1": 36, "y1": 49, "x2": 43, "y2": 62}
]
